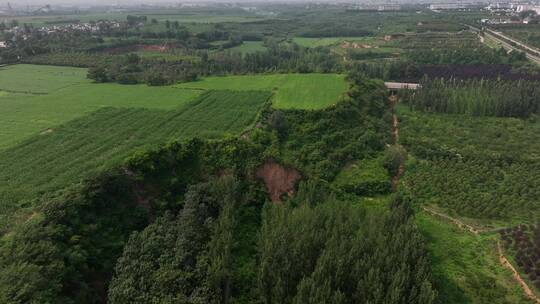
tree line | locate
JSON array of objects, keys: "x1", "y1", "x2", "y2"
[
  {"x1": 400, "y1": 78, "x2": 540, "y2": 118},
  {"x1": 84, "y1": 41, "x2": 342, "y2": 86}
]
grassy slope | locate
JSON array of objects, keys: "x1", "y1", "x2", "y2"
[
  {"x1": 0, "y1": 90, "x2": 271, "y2": 233},
  {"x1": 0, "y1": 65, "x2": 202, "y2": 150},
  {"x1": 417, "y1": 213, "x2": 529, "y2": 304},
  {"x1": 175, "y1": 73, "x2": 348, "y2": 109}
]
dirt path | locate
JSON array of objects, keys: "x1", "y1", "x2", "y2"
[
  {"x1": 392, "y1": 111, "x2": 399, "y2": 144},
  {"x1": 497, "y1": 241, "x2": 540, "y2": 303},
  {"x1": 421, "y1": 205, "x2": 540, "y2": 302},
  {"x1": 422, "y1": 206, "x2": 482, "y2": 235},
  {"x1": 389, "y1": 94, "x2": 405, "y2": 191}
]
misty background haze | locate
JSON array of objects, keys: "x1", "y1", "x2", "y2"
[{"x1": 9, "y1": 0, "x2": 329, "y2": 5}]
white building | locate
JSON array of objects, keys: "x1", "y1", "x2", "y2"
[
  {"x1": 487, "y1": 3, "x2": 514, "y2": 11},
  {"x1": 378, "y1": 4, "x2": 402, "y2": 11},
  {"x1": 429, "y1": 3, "x2": 468, "y2": 10},
  {"x1": 517, "y1": 4, "x2": 540, "y2": 14}
]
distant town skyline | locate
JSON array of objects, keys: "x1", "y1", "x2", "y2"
[
  {"x1": 6, "y1": 0, "x2": 489, "y2": 7},
  {"x1": 6, "y1": 0, "x2": 344, "y2": 6}
]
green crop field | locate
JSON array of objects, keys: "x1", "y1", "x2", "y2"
[
  {"x1": 0, "y1": 90, "x2": 271, "y2": 233},
  {"x1": 0, "y1": 66, "x2": 347, "y2": 151},
  {"x1": 227, "y1": 41, "x2": 268, "y2": 54},
  {"x1": 1, "y1": 12, "x2": 268, "y2": 26},
  {"x1": 293, "y1": 37, "x2": 381, "y2": 48},
  {"x1": 0, "y1": 64, "x2": 88, "y2": 94},
  {"x1": 0, "y1": 65, "x2": 203, "y2": 150},
  {"x1": 175, "y1": 73, "x2": 348, "y2": 109}
]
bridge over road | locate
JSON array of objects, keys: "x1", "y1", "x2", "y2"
[{"x1": 384, "y1": 82, "x2": 420, "y2": 94}]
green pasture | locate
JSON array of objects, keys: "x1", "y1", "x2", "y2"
[{"x1": 175, "y1": 73, "x2": 349, "y2": 109}]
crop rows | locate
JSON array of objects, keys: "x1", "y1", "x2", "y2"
[{"x1": 0, "y1": 90, "x2": 270, "y2": 229}]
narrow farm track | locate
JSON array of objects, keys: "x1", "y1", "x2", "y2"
[
  {"x1": 421, "y1": 206, "x2": 482, "y2": 235},
  {"x1": 389, "y1": 94, "x2": 405, "y2": 191},
  {"x1": 498, "y1": 241, "x2": 540, "y2": 304},
  {"x1": 420, "y1": 206, "x2": 540, "y2": 302},
  {"x1": 394, "y1": 87, "x2": 539, "y2": 302}
]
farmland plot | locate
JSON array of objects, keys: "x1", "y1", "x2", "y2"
[
  {"x1": 0, "y1": 90, "x2": 271, "y2": 232},
  {"x1": 175, "y1": 73, "x2": 348, "y2": 109},
  {"x1": 0, "y1": 65, "x2": 202, "y2": 150}
]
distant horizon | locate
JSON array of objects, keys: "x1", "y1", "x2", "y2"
[
  {"x1": 5, "y1": 0, "x2": 342, "y2": 6},
  {"x1": 3, "y1": 0, "x2": 482, "y2": 8}
]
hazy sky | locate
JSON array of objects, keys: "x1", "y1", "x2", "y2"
[{"x1": 12, "y1": 0, "x2": 316, "y2": 5}]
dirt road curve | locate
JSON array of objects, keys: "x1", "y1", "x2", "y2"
[
  {"x1": 421, "y1": 205, "x2": 540, "y2": 302},
  {"x1": 421, "y1": 206, "x2": 482, "y2": 234},
  {"x1": 497, "y1": 241, "x2": 540, "y2": 303},
  {"x1": 389, "y1": 95, "x2": 405, "y2": 191}
]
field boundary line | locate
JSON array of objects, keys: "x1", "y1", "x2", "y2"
[
  {"x1": 422, "y1": 206, "x2": 539, "y2": 302},
  {"x1": 421, "y1": 206, "x2": 495, "y2": 235}
]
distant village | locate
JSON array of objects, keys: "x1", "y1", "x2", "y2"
[
  {"x1": 354, "y1": 1, "x2": 540, "y2": 17},
  {"x1": 0, "y1": 0, "x2": 538, "y2": 50},
  {"x1": 352, "y1": 1, "x2": 540, "y2": 24},
  {"x1": 0, "y1": 20, "x2": 121, "y2": 49}
]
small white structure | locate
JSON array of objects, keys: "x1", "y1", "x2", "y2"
[
  {"x1": 385, "y1": 82, "x2": 420, "y2": 91},
  {"x1": 378, "y1": 4, "x2": 402, "y2": 11},
  {"x1": 0, "y1": 41, "x2": 7, "y2": 48},
  {"x1": 517, "y1": 5, "x2": 540, "y2": 14},
  {"x1": 429, "y1": 3, "x2": 468, "y2": 10}
]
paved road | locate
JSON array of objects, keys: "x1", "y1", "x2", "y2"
[
  {"x1": 485, "y1": 28, "x2": 540, "y2": 57},
  {"x1": 467, "y1": 24, "x2": 540, "y2": 65}
]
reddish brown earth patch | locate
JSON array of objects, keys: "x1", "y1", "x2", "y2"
[
  {"x1": 104, "y1": 44, "x2": 171, "y2": 54},
  {"x1": 140, "y1": 44, "x2": 169, "y2": 52},
  {"x1": 498, "y1": 241, "x2": 540, "y2": 303},
  {"x1": 256, "y1": 160, "x2": 301, "y2": 203}
]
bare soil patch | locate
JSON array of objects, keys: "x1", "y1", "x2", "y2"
[
  {"x1": 40, "y1": 128, "x2": 54, "y2": 135},
  {"x1": 256, "y1": 160, "x2": 301, "y2": 203}
]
